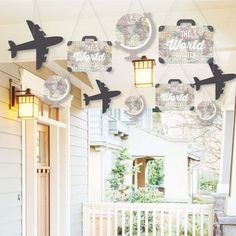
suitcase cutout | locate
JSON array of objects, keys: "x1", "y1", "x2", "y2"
[
  {"x1": 155, "y1": 80, "x2": 195, "y2": 111},
  {"x1": 159, "y1": 19, "x2": 214, "y2": 64},
  {"x1": 67, "y1": 36, "x2": 112, "y2": 72}
]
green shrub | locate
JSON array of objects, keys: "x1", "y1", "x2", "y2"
[
  {"x1": 199, "y1": 177, "x2": 218, "y2": 193},
  {"x1": 128, "y1": 187, "x2": 164, "y2": 203}
]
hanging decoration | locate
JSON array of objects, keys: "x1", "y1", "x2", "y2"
[
  {"x1": 83, "y1": 80, "x2": 121, "y2": 113},
  {"x1": 115, "y1": 12, "x2": 154, "y2": 60},
  {"x1": 8, "y1": 20, "x2": 63, "y2": 69},
  {"x1": 193, "y1": 61, "x2": 236, "y2": 100},
  {"x1": 67, "y1": 36, "x2": 112, "y2": 72},
  {"x1": 124, "y1": 96, "x2": 145, "y2": 117},
  {"x1": 44, "y1": 75, "x2": 71, "y2": 106},
  {"x1": 159, "y1": 19, "x2": 214, "y2": 64},
  {"x1": 132, "y1": 55, "x2": 156, "y2": 87},
  {"x1": 155, "y1": 80, "x2": 195, "y2": 111},
  {"x1": 196, "y1": 101, "x2": 218, "y2": 122}
]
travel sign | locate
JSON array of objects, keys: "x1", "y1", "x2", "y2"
[
  {"x1": 67, "y1": 36, "x2": 112, "y2": 72},
  {"x1": 159, "y1": 20, "x2": 214, "y2": 64},
  {"x1": 155, "y1": 82, "x2": 194, "y2": 111}
]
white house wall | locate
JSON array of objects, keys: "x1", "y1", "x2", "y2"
[
  {"x1": 0, "y1": 65, "x2": 22, "y2": 236},
  {"x1": 70, "y1": 86, "x2": 89, "y2": 236},
  {"x1": 128, "y1": 127, "x2": 189, "y2": 201}
]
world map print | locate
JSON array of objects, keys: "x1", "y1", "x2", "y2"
[{"x1": 116, "y1": 13, "x2": 151, "y2": 49}]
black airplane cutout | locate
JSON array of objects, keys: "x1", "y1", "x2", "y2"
[
  {"x1": 8, "y1": 20, "x2": 63, "y2": 69},
  {"x1": 83, "y1": 80, "x2": 121, "y2": 113},
  {"x1": 194, "y1": 62, "x2": 236, "y2": 100}
]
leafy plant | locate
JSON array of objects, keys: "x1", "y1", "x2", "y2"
[
  {"x1": 107, "y1": 148, "x2": 140, "y2": 202},
  {"x1": 128, "y1": 187, "x2": 164, "y2": 203},
  {"x1": 147, "y1": 159, "x2": 165, "y2": 187},
  {"x1": 199, "y1": 177, "x2": 218, "y2": 193}
]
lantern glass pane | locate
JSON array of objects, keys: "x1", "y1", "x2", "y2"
[
  {"x1": 18, "y1": 103, "x2": 34, "y2": 118},
  {"x1": 135, "y1": 68, "x2": 153, "y2": 87},
  {"x1": 144, "y1": 61, "x2": 148, "y2": 68},
  {"x1": 18, "y1": 95, "x2": 39, "y2": 119}
]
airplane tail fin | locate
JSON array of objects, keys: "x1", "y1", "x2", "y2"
[
  {"x1": 8, "y1": 41, "x2": 17, "y2": 58},
  {"x1": 83, "y1": 94, "x2": 90, "y2": 106},
  {"x1": 194, "y1": 77, "x2": 201, "y2": 91}
]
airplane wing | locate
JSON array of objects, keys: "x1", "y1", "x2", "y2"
[
  {"x1": 36, "y1": 47, "x2": 49, "y2": 69},
  {"x1": 215, "y1": 81, "x2": 225, "y2": 100},
  {"x1": 96, "y1": 80, "x2": 109, "y2": 93},
  {"x1": 102, "y1": 98, "x2": 111, "y2": 113},
  {"x1": 26, "y1": 20, "x2": 46, "y2": 40},
  {"x1": 209, "y1": 63, "x2": 223, "y2": 77}
]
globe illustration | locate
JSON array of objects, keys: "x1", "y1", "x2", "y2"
[
  {"x1": 44, "y1": 75, "x2": 71, "y2": 103},
  {"x1": 116, "y1": 13, "x2": 152, "y2": 50}
]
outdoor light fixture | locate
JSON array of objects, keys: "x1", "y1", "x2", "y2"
[
  {"x1": 10, "y1": 80, "x2": 39, "y2": 119},
  {"x1": 132, "y1": 56, "x2": 156, "y2": 88}
]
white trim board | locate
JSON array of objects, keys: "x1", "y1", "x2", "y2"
[{"x1": 21, "y1": 70, "x2": 71, "y2": 236}]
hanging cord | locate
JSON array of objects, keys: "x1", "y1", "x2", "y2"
[
  {"x1": 161, "y1": 0, "x2": 177, "y2": 25},
  {"x1": 32, "y1": 0, "x2": 74, "y2": 79},
  {"x1": 179, "y1": 64, "x2": 213, "y2": 100},
  {"x1": 157, "y1": 65, "x2": 170, "y2": 84},
  {"x1": 70, "y1": 0, "x2": 87, "y2": 40},
  {"x1": 128, "y1": 0, "x2": 146, "y2": 14},
  {"x1": 87, "y1": 0, "x2": 110, "y2": 41}
]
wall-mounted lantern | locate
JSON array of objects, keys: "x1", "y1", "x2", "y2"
[
  {"x1": 132, "y1": 55, "x2": 156, "y2": 88},
  {"x1": 10, "y1": 80, "x2": 39, "y2": 119}
]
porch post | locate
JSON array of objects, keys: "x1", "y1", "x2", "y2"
[
  {"x1": 225, "y1": 103, "x2": 236, "y2": 216},
  {"x1": 25, "y1": 119, "x2": 38, "y2": 236},
  {"x1": 217, "y1": 109, "x2": 234, "y2": 194}
]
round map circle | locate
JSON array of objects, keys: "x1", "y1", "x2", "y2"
[
  {"x1": 44, "y1": 75, "x2": 71, "y2": 105},
  {"x1": 124, "y1": 96, "x2": 145, "y2": 116},
  {"x1": 116, "y1": 13, "x2": 152, "y2": 50},
  {"x1": 196, "y1": 101, "x2": 217, "y2": 121}
]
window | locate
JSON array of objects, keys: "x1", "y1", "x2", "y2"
[{"x1": 39, "y1": 101, "x2": 59, "y2": 121}]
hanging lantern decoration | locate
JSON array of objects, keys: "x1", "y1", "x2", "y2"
[
  {"x1": 132, "y1": 56, "x2": 155, "y2": 88},
  {"x1": 17, "y1": 89, "x2": 39, "y2": 119}
]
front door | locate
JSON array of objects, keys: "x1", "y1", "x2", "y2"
[{"x1": 37, "y1": 124, "x2": 50, "y2": 236}]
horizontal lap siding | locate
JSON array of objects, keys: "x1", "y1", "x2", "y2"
[
  {"x1": 70, "y1": 86, "x2": 88, "y2": 236},
  {"x1": 0, "y1": 68, "x2": 22, "y2": 236}
]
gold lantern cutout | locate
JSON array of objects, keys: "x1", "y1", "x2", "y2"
[
  {"x1": 132, "y1": 56, "x2": 156, "y2": 88},
  {"x1": 17, "y1": 89, "x2": 39, "y2": 119}
]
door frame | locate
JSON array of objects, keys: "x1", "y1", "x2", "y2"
[{"x1": 21, "y1": 70, "x2": 71, "y2": 236}]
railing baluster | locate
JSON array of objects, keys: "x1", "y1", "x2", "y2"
[
  {"x1": 160, "y1": 208, "x2": 164, "y2": 236},
  {"x1": 192, "y1": 206, "x2": 196, "y2": 236},
  {"x1": 184, "y1": 208, "x2": 188, "y2": 236},
  {"x1": 176, "y1": 207, "x2": 180, "y2": 236},
  {"x1": 153, "y1": 209, "x2": 156, "y2": 236},
  {"x1": 114, "y1": 207, "x2": 118, "y2": 236},
  {"x1": 145, "y1": 209, "x2": 149, "y2": 236},
  {"x1": 130, "y1": 207, "x2": 133, "y2": 236},
  {"x1": 122, "y1": 208, "x2": 125, "y2": 236},
  {"x1": 99, "y1": 206, "x2": 103, "y2": 236},
  {"x1": 200, "y1": 208, "x2": 204, "y2": 236},
  {"x1": 168, "y1": 208, "x2": 172, "y2": 236},
  {"x1": 92, "y1": 208, "x2": 96, "y2": 236},
  {"x1": 137, "y1": 210, "x2": 141, "y2": 236},
  {"x1": 107, "y1": 207, "x2": 111, "y2": 236},
  {"x1": 83, "y1": 204, "x2": 88, "y2": 236},
  {"x1": 208, "y1": 206, "x2": 214, "y2": 236}
]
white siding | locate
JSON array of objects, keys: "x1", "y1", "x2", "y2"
[
  {"x1": 70, "y1": 86, "x2": 88, "y2": 236},
  {"x1": 0, "y1": 67, "x2": 22, "y2": 236}
]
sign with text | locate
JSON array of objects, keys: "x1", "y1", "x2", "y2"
[
  {"x1": 155, "y1": 83, "x2": 194, "y2": 111},
  {"x1": 159, "y1": 22, "x2": 214, "y2": 64},
  {"x1": 67, "y1": 36, "x2": 112, "y2": 72}
]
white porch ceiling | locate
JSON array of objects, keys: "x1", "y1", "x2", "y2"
[{"x1": 0, "y1": 0, "x2": 236, "y2": 25}]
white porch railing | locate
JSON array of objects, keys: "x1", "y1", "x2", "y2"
[{"x1": 83, "y1": 202, "x2": 214, "y2": 236}]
